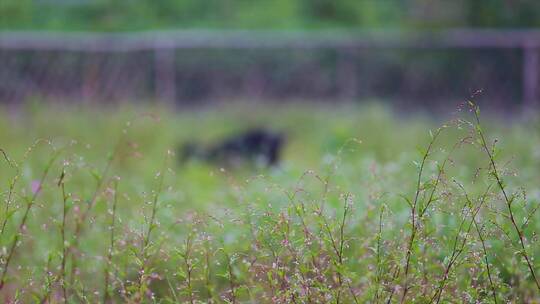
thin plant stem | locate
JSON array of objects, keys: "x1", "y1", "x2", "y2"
[
  {"x1": 69, "y1": 140, "x2": 121, "y2": 286},
  {"x1": 374, "y1": 204, "x2": 386, "y2": 304},
  {"x1": 58, "y1": 168, "x2": 68, "y2": 303},
  {"x1": 400, "y1": 128, "x2": 443, "y2": 303},
  {"x1": 458, "y1": 182, "x2": 498, "y2": 304},
  {"x1": 472, "y1": 103, "x2": 540, "y2": 291},
  {"x1": 135, "y1": 152, "x2": 168, "y2": 300},
  {"x1": 0, "y1": 151, "x2": 59, "y2": 290},
  {"x1": 103, "y1": 180, "x2": 119, "y2": 304},
  {"x1": 430, "y1": 183, "x2": 491, "y2": 303}
]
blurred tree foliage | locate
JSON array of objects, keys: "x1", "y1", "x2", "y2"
[{"x1": 1, "y1": 0, "x2": 540, "y2": 31}]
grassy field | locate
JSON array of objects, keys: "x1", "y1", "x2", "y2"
[{"x1": 0, "y1": 102, "x2": 539, "y2": 303}]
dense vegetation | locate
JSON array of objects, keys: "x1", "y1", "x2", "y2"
[
  {"x1": 1, "y1": 0, "x2": 540, "y2": 31},
  {"x1": 0, "y1": 102, "x2": 539, "y2": 302}
]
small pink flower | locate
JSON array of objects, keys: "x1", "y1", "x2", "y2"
[{"x1": 31, "y1": 180, "x2": 41, "y2": 194}]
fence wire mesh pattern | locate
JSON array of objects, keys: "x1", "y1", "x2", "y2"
[{"x1": 0, "y1": 30, "x2": 539, "y2": 108}]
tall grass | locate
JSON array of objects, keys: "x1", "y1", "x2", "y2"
[{"x1": 0, "y1": 102, "x2": 539, "y2": 302}]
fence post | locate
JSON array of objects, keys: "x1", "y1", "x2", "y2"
[
  {"x1": 82, "y1": 54, "x2": 100, "y2": 103},
  {"x1": 523, "y1": 42, "x2": 539, "y2": 109},
  {"x1": 154, "y1": 46, "x2": 176, "y2": 105},
  {"x1": 336, "y1": 48, "x2": 357, "y2": 100}
]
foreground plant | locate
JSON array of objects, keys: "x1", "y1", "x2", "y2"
[
  {"x1": 0, "y1": 104, "x2": 538, "y2": 303},
  {"x1": 0, "y1": 143, "x2": 60, "y2": 291},
  {"x1": 470, "y1": 102, "x2": 540, "y2": 292}
]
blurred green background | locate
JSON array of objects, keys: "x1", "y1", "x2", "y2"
[
  {"x1": 2, "y1": 0, "x2": 540, "y2": 109},
  {"x1": 2, "y1": 0, "x2": 540, "y2": 31}
]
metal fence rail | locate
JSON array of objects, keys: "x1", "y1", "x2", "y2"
[{"x1": 1, "y1": 30, "x2": 539, "y2": 108}]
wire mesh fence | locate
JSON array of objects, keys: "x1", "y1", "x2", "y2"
[{"x1": 0, "y1": 30, "x2": 538, "y2": 110}]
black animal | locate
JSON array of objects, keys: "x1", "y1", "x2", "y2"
[{"x1": 180, "y1": 128, "x2": 285, "y2": 167}]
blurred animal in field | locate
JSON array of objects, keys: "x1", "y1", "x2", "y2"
[{"x1": 180, "y1": 128, "x2": 285, "y2": 167}]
